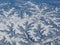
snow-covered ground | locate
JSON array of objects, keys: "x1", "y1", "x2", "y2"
[{"x1": 0, "y1": 0, "x2": 60, "y2": 45}]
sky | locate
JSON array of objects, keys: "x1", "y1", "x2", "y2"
[{"x1": 0, "y1": 0, "x2": 60, "y2": 7}]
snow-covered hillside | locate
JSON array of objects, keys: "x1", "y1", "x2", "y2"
[{"x1": 0, "y1": 1, "x2": 60, "y2": 45}]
